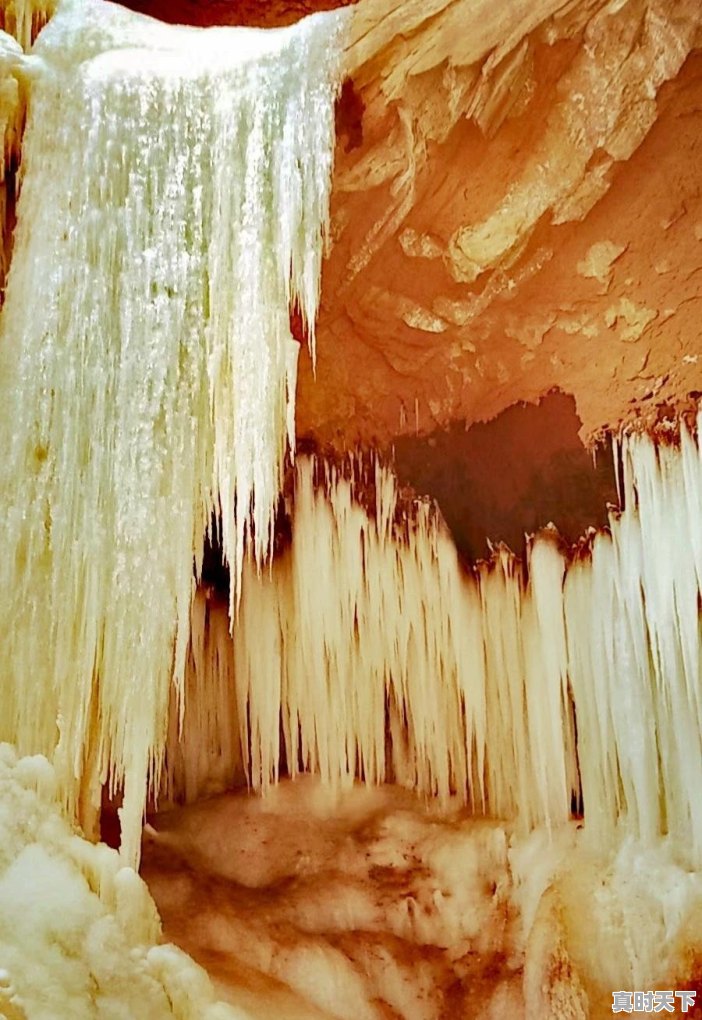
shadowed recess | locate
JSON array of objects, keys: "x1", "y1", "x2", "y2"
[
  {"x1": 393, "y1": 391, "x2": 618, "y2": 562},
  {"x1": 115, "y1": 0, "x2": 354, "y2": 28}
]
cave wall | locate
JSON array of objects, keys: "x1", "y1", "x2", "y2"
[{"x1": 299, "y1": 0, "x2": 702, "y2": 450}]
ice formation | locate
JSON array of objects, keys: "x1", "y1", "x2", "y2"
[
  {"x1": 144, "y1": 776, "x2": 529, "y2": 1020},
  {"x1": 172, "y1": 415, "x2": 702, "y2": 865},
  {"x1": 0, "y1": 28, "x2": 24, "y2": 280},
  {"x1": 203, "y1": 456, "x2": 578, "y2": 833},
  {"x1": 0, "y1": 744, "x2": 249, "y2": 1020},
  {"x1": 0, "y1": 2, "x2": 53, "y2": 279},
  {"x1": 0, "y1": 0, "x2": 54, "y2": 50},
  {"x1": 0, "y1": 0, "x2": 51, "y2": 283},
  {"x1": 0, "y1": 0, "x2": 345, "y2": 864},
  {"x1": 567, "y1": 422, "x2": 702, "y2": 861},
  {"x1": 162, "y1": 589, "x2": 245, "y2": 807},
  {"x1": 143, "y1": 776, "x2": 702, "y2": 1020}
]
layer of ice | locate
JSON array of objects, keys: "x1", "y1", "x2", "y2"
[
  {"x1": 0, "y1": 0, "x2": 54, "y2": 50},
  {"x1": 143, "y1": 775, "x2": 702, "y2": 1019}
]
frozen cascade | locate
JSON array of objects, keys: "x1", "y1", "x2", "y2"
[
  {"x1": 174, "y1": 414, "x2": 702, "y2": 865},
  {"x1": 0, "y1": 0, "x2": 346, "y2": 865},
  {"x1": 0, "y1": 27, "x2": 25, "y2": 281}
]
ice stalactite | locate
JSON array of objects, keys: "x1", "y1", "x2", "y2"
[
  {"x1": 0, "y1": 0, "x2": 346, "y2": 864},
  {"x1": 566, "y1": 416, "x2": 702, "y2": 863},
  {"x1": 1, "y1": 0, "x2": 59, "y2": 292},
  {"x1": 0, "y1": 27, "x2": 25, "y2": 287},
  {"x1": 174, "y1": 414, "x2": 702, "y2": 864},
  {"x1": 229, "y1": 457, "x2": 578, "y2": 832},
  {"x1": 0, "y1": 0, "x2": 55, "y2": 51},
  {"x1": 161, "y1": 589, "x2": 244, "y2": 807},
  {"x1": 477, "y1": 536, "x2": 578, "y2": 832}
]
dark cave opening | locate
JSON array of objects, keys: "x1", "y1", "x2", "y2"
[{"x1": 393, "y1": 391, "x2": 618, "y2": 564}]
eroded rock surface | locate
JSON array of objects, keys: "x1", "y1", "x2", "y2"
[{"x1": 300, "y1": 0, "x2": 702, "y2": 449}]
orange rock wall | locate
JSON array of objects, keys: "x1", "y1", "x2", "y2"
[
  {"x1": 88, "y1": 0, "x2": 702, "y2": 451},
  {"x1": 302, "y1": 0, "x2": 702, "y2": 449}
]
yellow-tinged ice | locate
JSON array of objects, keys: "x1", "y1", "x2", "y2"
[
  {"x1": 0, "y1": 27, "x2": 25, "y2": 284},
  {"x1": 0, "y1": 0, "x2": 345, "y2": 864},
  {"x1": 162, "y1": 589, "x2": 244, "y2": 807},
  {"x1": 175, "y1": 415, "x2": 702, "y2": 864},
  {"x1": 0, "y1": 0, "x2": 55, "y2": 51},
  {"x1": 227, "y1": 457, "x2": 578, "y2": 832},
  {"x1": 567, "y1": 419, "x2": 702, "y2": 861}
]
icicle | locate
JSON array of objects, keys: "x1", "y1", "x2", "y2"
[
  {"x1": 0, "y1": 30, "x2": 26, "y2": 291},
  {"x1": 201, "y1": 423, "x2": 702, "y2": 864},
  {"x1": 230, "y1": 455, "x2": 576, "y2": 830},
  {"x1": 565, "y1": 424, "x2": 702, "y2": 863},
  {"x1": 523, "y1": 532, "x2": 576, "y2": 832},
  {"x1": 0, "y1": 0, "x2": 55, "y2": 51},
  {"x1": 161, "y1": 589, "x2": 244, "y2": 806},
  {"x1": 478, "y1": 548, "x2": 532, "y2": 821},
  {"x1": 0, "y1": 0, "x2": 346, "y2": 864}
]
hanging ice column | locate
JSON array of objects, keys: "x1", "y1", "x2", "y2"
[
  {"x1": 204, "y1": 416, "x2": 702, "y2": 865},
  {"x1": 229, "y1": 456, "x2": 580, "y2": 831},
  {"x1": 0, "y1": 0, "x2": 56, "y2": 50},
  {"x1": 0, "y1": 0, "x2": 346, "y2": 864}
]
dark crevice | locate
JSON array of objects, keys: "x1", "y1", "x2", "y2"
[{"x1": 393, "y1": 391, "x2": 618, "y2": 564}]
